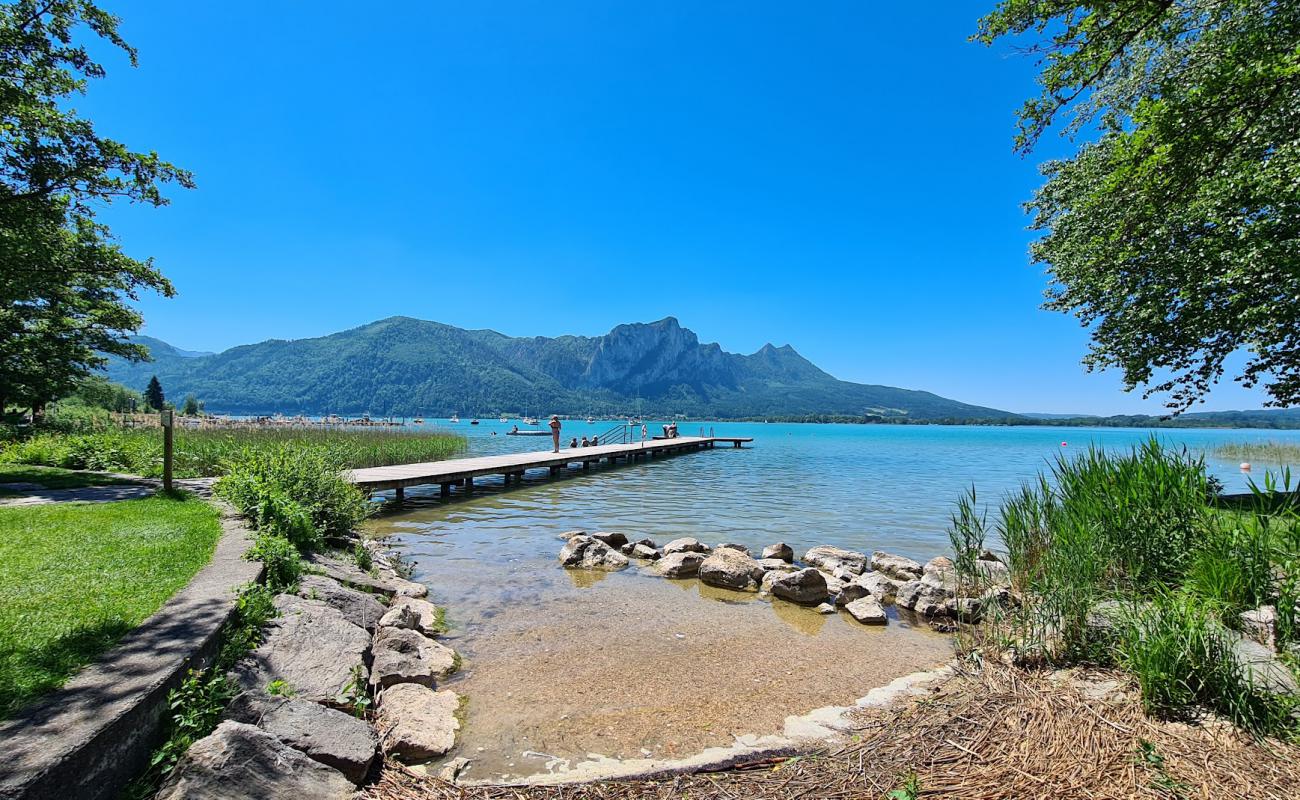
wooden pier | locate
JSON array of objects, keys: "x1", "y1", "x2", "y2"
[{"x1": 348, "y1": 436, "x2": 752, "y2": 500}]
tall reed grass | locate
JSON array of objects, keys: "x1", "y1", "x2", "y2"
[
  {"x1": 950, "y1": 436, "x2": 1300, "y2": 738},
  {"x1": 0, "y1": 426, "x2": 466, "y2": 478},
  {"x1": 1213, "y1": 441, "x2": 1300, "y2": 465}
]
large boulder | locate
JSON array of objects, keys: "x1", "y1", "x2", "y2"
[
  {"x1": 845, "y1": 596, "x2": 887, "y2": 625},
  {"x1": 922, "y1": 557, "x2": 958, "y2": 592},
  {"x1": 156, "y1": 721, "x2": 353, "y2": 800},
  {"x1": 377, "y1": 683, "x2": 462, "y2": 761},
  {"x1": 762, "y1": 542, "x2": 794, "y2": 562},
  {"x1": 698, "y1": 548, "x2": 765, "y2": 591},
  {"x1": 240, "y1": 698, "x2": 378, "y2": 784},
  {"x1": 895, "y1": 579, "x2": 952, "y2": 617},
  {"x1": 803, "y1": 546, "x2": 868, "y2": 576},
  {"x1": 370, "y1": 626, "x2": 458, "y2": 690},
  {"x1": 870, "y1": 551, "x2": 923, "y2": 581},
  {"x1": 767, "y1": 568, "x2": 829, "y2": 605},
  {"x1": 854, "y1": 571, "x2": 901, "y2": 604},
  {"x1": 651, "y1": 551, "x2": 705, "y2": 578},
  {"x1": 663, "y1": 537, "x2": 711, "y2": 555},
  {"x1": 296, "y1": 574, "x2": 386, "y2": 632},
  {"x1": 558, "y1": 535, "x2": 630, "y2": 570},
  {"x1": 231, "y1": 596, "x2": 369, "y2": 705},
  {"x1": 626, "y1": 543, "x2": 661, "y2": 560},
  {"x1": 975, "y1": 558, "x2": 1013, "y2": 588},
  {"x1": 379, "y1": 596, "x2": 445, "y2": 638},
  {"x1": 592, "y1": 531, "x2": 629, "y2": 548}
]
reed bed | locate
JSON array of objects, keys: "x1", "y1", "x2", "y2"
[
  {"x1": 361, "y1": 663, "x2": 1300, "y2": 800},
  {"x1": 1213, "y1": 441, "x2": 1300, "y2": 466},
  {"x1": 0, "y1": 426, "x2": 466, "y2": 478}
]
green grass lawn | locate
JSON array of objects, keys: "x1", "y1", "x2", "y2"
[
  {"x1": 0, "y1": 495, "x2": 222, "y2": 717},
  {"x1": 0, "y1": 463, "x2": 136, "y2": 490}
]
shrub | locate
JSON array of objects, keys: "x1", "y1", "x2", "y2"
[
  {"x1": 246, "y1": 534, "x2": 303, "y2": 593},
  {"x1": 216, "y1": 445, "x2": 369, "y2": 548}
]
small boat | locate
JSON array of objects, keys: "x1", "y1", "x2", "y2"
[
  {"x1": 470, "y1": 419, "x2": 479, "y2": 425},
  {"x1": 586, "y1": 417, "x2": 594, "y2": 424},
  {"x1": 507, "y1": 429, "x2": 551, "y2": 436},
  {"x1": 413, "y1": 417, "x2": 424, "y2": 424},
  {"x1": 499, "y1": 416, "x2": 508, "y2": 423},
  {"x1": 523, "y1": 416, "x2": 538, "y2": 426},
  {"x1": 450, "y1": 415, "x2": 460, "y2": 423}
]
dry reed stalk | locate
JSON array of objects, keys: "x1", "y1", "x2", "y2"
[{"x1": 361, "y1": 663, "x2": 1300, "y2": 800}]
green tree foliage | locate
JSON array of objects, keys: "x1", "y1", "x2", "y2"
[
  {"x1": 976, "y1": 0, "x2": 1300, "y2": 412},
  {"x1": 180, "y1": 394, "x2": 199, "y2": 416},
  {"x1": 0, "y1": 1, "x2": 192, "y2": 413},
  {"x1": 144, "y1": 375, "x2": 164, "y2": 411}
]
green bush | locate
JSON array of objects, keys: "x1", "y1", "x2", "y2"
[
  {"x1": 216, "y1": 446, "x2": 369, "y2": 548},
  {"x1": 246, "y1": 534, "x2": 302, "y2": 593}
]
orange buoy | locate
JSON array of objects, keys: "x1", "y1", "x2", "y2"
[{"x1": 1241, "y1": 462, "x2": 1252, "y2": 471}]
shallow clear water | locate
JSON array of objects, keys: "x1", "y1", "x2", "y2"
[{"x1": 368, "y1": 421, "x2": 1300, "y2": 780}]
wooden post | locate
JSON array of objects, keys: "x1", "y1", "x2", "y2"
[
  {"x1": 463, "y1": 477, "x2": 473, "y2": 495},
  {"x1": 440, "y1": 483, "x2": 451, "y2": 498},
  {"x1": 394, "y1": 486, "x2": 405, "y2": 503},
  {"x1": 160, "y1": 410, "x2": 174, "y2": 493}
]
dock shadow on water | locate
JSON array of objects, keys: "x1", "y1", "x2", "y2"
[{"x1": 368, "y1": 473, "x2": 953, "y2": 783}]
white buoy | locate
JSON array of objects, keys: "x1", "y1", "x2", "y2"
[{"x1": 1241, "y1": 462, "x2": 1252, "y2": 471}]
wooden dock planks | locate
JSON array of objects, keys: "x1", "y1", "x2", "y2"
[{"x1": 348, "y1": 436, "x2": 752, "y2": 493}]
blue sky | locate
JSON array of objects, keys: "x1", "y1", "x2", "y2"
[{"x1": 84, "y1": 1, "x2": 1268, "y2": 415}]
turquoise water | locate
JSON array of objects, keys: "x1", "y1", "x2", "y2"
[{"x1": 387, "y1": 419, "x2": 1299, "y2": 562}]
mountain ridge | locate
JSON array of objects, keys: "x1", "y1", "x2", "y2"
[{"x1": 105, "y1": 316, "x2": 1018, "y2": 420}]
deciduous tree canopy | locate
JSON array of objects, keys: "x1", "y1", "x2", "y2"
[
  {"x1": 0, "y1": 0, "x2": 190, "y2": 412},
  {"x1": 977, "y1": 0, "x2": 1300, "y2": 411}
]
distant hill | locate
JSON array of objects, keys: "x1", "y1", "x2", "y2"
[{"x1": 104, "y1": 316, "x2": 1017, "y2": 420}]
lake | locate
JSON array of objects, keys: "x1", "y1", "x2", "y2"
[{"x1": 368, "y1": 421, "x2": 1300, "y2": 781}]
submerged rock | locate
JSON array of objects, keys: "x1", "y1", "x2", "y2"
[
  {"x1": 230, "y1": 595, "x2": 369, "y2": 706},
  {"x1": 558, "y1": 535, "x2": 630, "y2": 571},
  {"x1": 845, "y1": 596, "x2": 887, "y2": 625},
  {"x1": 815, "y1": 602, "x2": 836, "y2": 615},
  {"x1": 557, "y1": 529, "x2": 587, "y2": 541},
  {"x1": 803, "y1": 545, "x2": 869, "y2": 576},
  {"x1": 369, "y1": 626, "x2": 458, "y2": 690},
  {"x1": 767, "y1": 567, "x2": 830, "y2": 605},
  {"x1": 156, "y1": 721, "x2": 354, "y2": 800},
  {"x1": 870, "y1": 551, "x2": 923, "y2": 581},
  {"x1": 651, "y1": 551, "x2": 706, "y2": 578},
  {"x1": 663, "y1": 537, "x2": 711, "y2": 555},
  {"x1": 378, "y1": 684, "x2": 462, "y2": 761},
  {"x1": 762, "y1": 542, "x2": 794, "y2": 562},
  {"x1": 698, "y1": 548, "x2": 765, "y2": 591}
]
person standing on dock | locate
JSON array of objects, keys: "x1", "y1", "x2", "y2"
[{"x1": 549, "y1": 414, "x2": 562, "y2": 453}]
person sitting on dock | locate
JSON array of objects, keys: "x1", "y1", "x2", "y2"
[
  {"x1": 569, "y1": 437, "x2": 578, "y2": 448},
  {"x1": 580, "y1": 435, "x2": 590, "y2": 447}
]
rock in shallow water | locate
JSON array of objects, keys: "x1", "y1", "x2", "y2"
[
  {"x1": 369, "y1": 626, "x2": 458, "y2": 690},
  {"x1": 558, "y1": 535, "x2": 630, "y2": 571},
  {"x1": 767, "y1": 567, "x2": 829, "y2": 605},
  {"x1": 379, "y1": 596, "x2": 445, "y2": 638},
  {"x1": 651, "y1": 551, "x2": 705, "y2": 577},
  {"x1": 592, "y1": 531, "x2": 629, "y2": 548},
  {"x1": 157, "y1": 721, "x2": 354, "y2": 800},
  {"x1": 378, "y1": 683, "x2": 462, "y2": 761},
  {"x1": 854, "y1": 571, "x2": 901, "y2": 604},
  {"x1": 803, "y1": 545, "x2": 869, "y2": 576},
  {"x1": 698, "y1": 548, "x2": 765, "y2": 591},
  {"x1": 845, "y1": 596, "x2": 888, "y2": 625},
  {"x1": 870, "y1": 551, "x2": 923, "y2": 581},
  {"x1": 762, "y1": 542, "x2": 794, "y2": 562},
  {"x1": 662, "y1": 537, "x2": 711, "y2": 555}
]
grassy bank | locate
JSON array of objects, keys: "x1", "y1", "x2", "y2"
[
  {"x1": 0, "y1": 426, "x2": 466, "y2": 478},
  {"x1": 1214, "y1": 441, "x2": 1300, "y2": 466},
  {"x1": 0, "y1": 464, "x2": 136, "y2": 490},
  {"x1": 950, "y1": 437, "x2": 1300, "y2": 737},
  {"x1": 0, "y1": 495, "x2": 222, "y2": 717}
]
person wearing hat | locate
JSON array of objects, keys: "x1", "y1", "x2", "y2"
[{"x1": 548, "y1": 414, "x2": 562, "y2": 453}]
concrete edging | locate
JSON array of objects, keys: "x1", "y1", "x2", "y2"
[{"x1": 0, "y1": 502, "x2": 262, "y2": 800}]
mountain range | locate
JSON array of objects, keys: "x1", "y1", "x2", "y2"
[{"x1": 103, "y1": 316, "x2": 1017, "y2": 420}]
